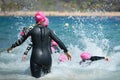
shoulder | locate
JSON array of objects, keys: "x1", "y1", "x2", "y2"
[
  {"x1": 28, "y1": 24, "x2": 36, "y2": 31},
  {"x1": 24, "y1": 24, "x2": 36, "y2": 35},
  {"x1": 46, "y1": 27, "x2": 52, "y2": 32}
]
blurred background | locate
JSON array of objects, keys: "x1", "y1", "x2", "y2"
[{"x1": 0, "y1": 0, "x2": 120, "y2": 12}]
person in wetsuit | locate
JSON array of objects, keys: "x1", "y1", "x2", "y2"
[
  {"x1": 21, "y1": 17, "x2": 59, "y2": 61},
  {"x1": 7, "y1": 11, "x2": 72, "y2": 78},
  {"x1": 79, "y1": 52, "x2": 109, "y2": 65}
]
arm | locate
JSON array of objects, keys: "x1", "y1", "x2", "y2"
[
  {"x1": 49, "y1": 29, "x2": 67, "y2": 53},
  {"x1": 90, "y1": 56, "x2": 105, "y2": 61},
  {"x1": 49, "y1": 29, "x2": 71, "y2": 60},
  {"x1": 7, "y1": 30, "x2": 31, "y2": 53}
]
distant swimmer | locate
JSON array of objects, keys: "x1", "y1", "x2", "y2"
[
  {"x1": 7, "y1": 11, "x2": 72, "y2": 78},
  {"x1": 58, "y1": 54, "x2": 67, "y2": 63},
  {"x1": 51, "y1": 40, "x2": 60, "y2": 53},
  {"x1": 79, "y1": 52, "x2": 109, "y2": 65}
]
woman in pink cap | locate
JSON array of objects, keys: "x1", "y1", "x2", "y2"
[
  {"x1": 20, "y1": 16, "x2": 59, "y2": 55},
  {"x1": 7, "y1": 11, "x2": 72, "y2": 78},
  {"x1": 79, "y1": 52, "x2": 109, "y2": 65}
]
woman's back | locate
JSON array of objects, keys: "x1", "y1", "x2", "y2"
[
  {"x1": 30, "y1": 25, "x2": 52, "y2": 64},
  {"x1": 31, "y1": 25, "x2": 50, "y2": 49}
]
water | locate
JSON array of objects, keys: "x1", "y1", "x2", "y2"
[{"x1": 0, "y1": 16, "x2": 120, "y2": 80}]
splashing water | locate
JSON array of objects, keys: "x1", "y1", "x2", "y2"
[{"x1": 0, "y1": 16, "x2": 120, "y2": 80}]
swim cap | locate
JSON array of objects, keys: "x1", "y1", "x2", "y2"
[
  {"x1": 59, "y1": 54, "x2": 67, "y2": 62},
  {"x1": 80, "y1": 52, "x2": 91, "y2": 60},
  {"x1": 35, "y1": 11, "x2": 45, "y2": 23},
  {"x1": 51, "y1": 40, "x2": 58, "y2": 46},
  {"x1": 43, "y1": 17, "x2": 49, "y2": 27},
  {"x1": 51, "y1": 46, "x2": 55, "y2": 53}
]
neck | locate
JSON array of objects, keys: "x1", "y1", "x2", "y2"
[{"x1": 36, "y1": 22, "x2": 44, "y2": 26}]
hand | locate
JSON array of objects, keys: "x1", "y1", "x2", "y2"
[
  {"x1": 105, "y1": 57, "x2": 110, "y2": 62},
  {"x1": 7, "y1": 47, "x2": 13, "y2": 53},
  {"x1": 22, "y1": 54, "x2": 27, "y2": 61},
  {"x1": 65, "y1": 51, "x2": 72, "y2": 61}
]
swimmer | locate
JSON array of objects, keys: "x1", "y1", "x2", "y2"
[
  {"x1": 58, "y1": 54, "x2": 67, "y2": 63},
  {"x1": 79, "y1": 52, "x2": 109, "y2": 65},
  {"x1": 51, "y1": 40, "x2": 60, "y2": 53},
  {"x1": 7, "y1": 11, "x2": 72, "y2": 78}
]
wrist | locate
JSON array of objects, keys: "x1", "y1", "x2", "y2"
[
  {"x1": 65, "y1": 51, "x2": 69, "y2": 55},
  {"x1": 64, "y1": 50, "x2": 68, "y2": 53}
]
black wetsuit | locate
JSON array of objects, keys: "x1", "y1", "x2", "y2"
[
  {"x1": 90, "y1": 56, "x2": 105, "y2": 61},
  {"x1": 11, "y1": 25, "x2": 68, "y2": 78},
  {"x1": 79, "y1": 56, "x2": 105, "y2": 65}
]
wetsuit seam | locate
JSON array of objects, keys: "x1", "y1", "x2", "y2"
[{"x1": 40, "y1": 27, "x2": 43, "y2": 52}]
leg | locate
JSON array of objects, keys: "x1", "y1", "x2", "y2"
[
  {"x1": 30, "y1": 61, "x2": 42, "y2": 78},
  {"x1": 42, "y1": 65, "x2": 51, "y2": 75}
]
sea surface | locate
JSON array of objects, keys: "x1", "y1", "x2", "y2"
[{"x1": 0, "y1": 16, "x2": 120, "y2": 80}]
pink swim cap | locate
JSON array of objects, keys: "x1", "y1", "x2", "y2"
[
  {"x1": 51, "y1": 40, "x2": 58, "y2": 46},
  {"x1": 35, "y1": 11, "x2": 45, "y2": 23},
  {"x1": 51, "y1": 47, "x2": 55, "y2": 53},
  {"x1": 80, "y1": 52, "x2": 91, "y2": 60},
  {"x1": 59, "y1": 54, "x2": 67, "y2": 62},
  {"x1": 43, "y1": 17, "x2": 49, "y2": 27}
]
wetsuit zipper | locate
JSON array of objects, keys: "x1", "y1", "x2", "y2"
[
  {"x1": 40, "y1": 27, "x2": 42, "y2": 41},
  {"x1": 40, "y1": 27, "x2": 43, "y2": 52}
]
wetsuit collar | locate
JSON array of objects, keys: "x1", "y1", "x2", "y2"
[{"x1": 36, "y1": 25, "x2": 44, "y2": 28}]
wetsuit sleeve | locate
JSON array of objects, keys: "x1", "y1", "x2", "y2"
[
  {"x1": 90, "y1": 56, "x2": 105, "y2": 61},
  {"x1": 49, "y1": 29, "x2": 68, "y2": 53},
  {"x1": 11, "y1": 31, "x2": 31, "y2": 48}
]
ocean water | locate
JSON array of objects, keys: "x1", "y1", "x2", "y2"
[{"x1": 0, "y1": 16, "x2": 120, "y2": 80}]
